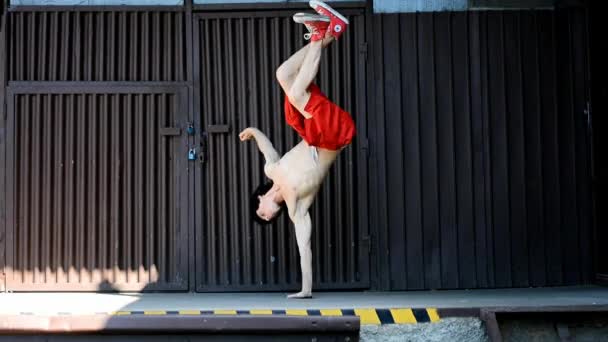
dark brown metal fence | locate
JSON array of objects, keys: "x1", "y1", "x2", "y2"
[
  {"x1": 0, "y1": 3, "x2": 370, "y2": 292},
  {"x1": 4, "y1": 85, "x2": 189, "y2": 291},
  {"x1": 192, "y1": 9, "x2": 370, "y2": 291},
  {"x1": 0, "y1": 3, "x2": 595, "y2": 293},
  {"x1": 370, "y1": 9, "x2": 593, "y2": 290}
]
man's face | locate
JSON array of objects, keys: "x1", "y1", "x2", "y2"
[{"x1": 257, "y1": 194, "x2": 281, "y2": 221}]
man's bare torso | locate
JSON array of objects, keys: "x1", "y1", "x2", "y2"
[{"x1": 265, "y1": 141, "x2": 339, "y2": 212}]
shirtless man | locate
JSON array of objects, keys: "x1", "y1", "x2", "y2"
[{"x1": 239, "y1": 0, "x2": 355, "y2": 299}]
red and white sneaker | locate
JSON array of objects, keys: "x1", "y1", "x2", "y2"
[
  {"x1": 309, "y1": 0, "x2": 349, "y2": 39},
  {"x1": 293, "y1": 13, "x2": 330, "y2": 41}
]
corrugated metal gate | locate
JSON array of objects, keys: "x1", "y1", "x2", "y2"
[
  {"x1": 370, "y1": 9, "x2": 594, "y2": 290},
  {"x1": 4, "y1": 85, "x2": 189, "y2": 291},
  {"x1": 0, "y1": 3, "x2": 595, "y2": 293},
  {"x1": 0, "y1": 8, "x2": 193, "y2": 291},
  {"x1": 192, "y1": 9, "x2": 370, "y2": 291},
  {"x1": 5, "y1": 10, "x2": 187, "y2": 82},
  {"x1": 0, "y1": 3, "x2": 370, "y2": 292}
]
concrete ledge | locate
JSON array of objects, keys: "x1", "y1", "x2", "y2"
[
  {"x1": 3, "y1": 286, "x2": 606, "y2": 314},
  {"x1": 5, "y1": 308, "x2": 441, "y2": 326}
]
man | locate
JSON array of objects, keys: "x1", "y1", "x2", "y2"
[{"x1": 239, "y1": 0, "x2": 355, "y2": 299}]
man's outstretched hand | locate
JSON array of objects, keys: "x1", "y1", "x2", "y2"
[{"x1": 239, "y1": 128, "x2": 256, "y2": 141}]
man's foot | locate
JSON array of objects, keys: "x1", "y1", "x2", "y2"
[
  {"x1": 287, "y1": 291, "x2": 313, "y2": 299},
  {"x1": 309, "y1": 0, "x2": 349, "y2": 39},
  {"x1": 293, "y1": 13, "x2": 330, "y2": 41}
]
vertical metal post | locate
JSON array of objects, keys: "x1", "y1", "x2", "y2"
[
  {"x1": 185, "y1": 0, "x2": 197, "y2": 292},
  {"x1": 0, "y1": 0, "x2": 7, "y2": 293}
]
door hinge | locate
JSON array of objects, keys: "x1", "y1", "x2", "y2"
[
  {"x1": 198, "y1": 132, "x2": 208, "y2": 164},
  {"x1": 359, "y1": 42, "x2": 368, "y2": 61},
  {"x1": 159, "y1": 127, "x2": 182, "y2": 136},
  {"x1": 362, "y1": 235, "x2": 371, "y2": 254},
  {"x1": 584, "y1": 101, "x2": 592, "y2": 129},
  {"x1": 360, "y1": 138, "x2": 369, "y2": 158},
  {"x1": 207, "y1": 124, "x2": 231, "y2": 134}
]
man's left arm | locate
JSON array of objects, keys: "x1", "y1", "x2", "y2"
[
  {"x1": 286, "y1": 194, "x2": 315, "y2": 298},
  {"x1": 239, "y1": 127, "x2": 280, "y2": 164}
]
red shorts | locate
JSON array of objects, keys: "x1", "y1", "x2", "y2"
[{"x1": 284, "y1": 84, "x2": 356, "y2": 151}]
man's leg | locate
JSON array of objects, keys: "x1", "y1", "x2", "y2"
[
  {"x1": 276, "y1": 44, "x2": 310, "y2": 94},
  {"x1": 287, "y1": 40, "x2": 323, "y2": 118},
  {"x1": 276, "y1": 37, "x2": 333, "y2": 95}
]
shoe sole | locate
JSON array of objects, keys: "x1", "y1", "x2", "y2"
[
  {"x1": 293, "y1": 13, "x2": 330, "y2": 23},
  {"x1": 309, "y1": 0, "x2": 350, "y2": 25}
]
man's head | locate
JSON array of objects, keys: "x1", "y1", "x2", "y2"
[{"x1": 251, "y1": 182, "x2": 285, "y2": 225}]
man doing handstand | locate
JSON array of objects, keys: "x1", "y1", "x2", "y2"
[{"x1": 239, "y1": 0, "x2": 355, "y2": 299}]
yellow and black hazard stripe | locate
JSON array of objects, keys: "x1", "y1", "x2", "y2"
[{"x1": 98, "y1": 308, "x2": 440, "y2": 325}]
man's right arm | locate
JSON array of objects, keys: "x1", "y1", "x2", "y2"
[{"x1": 239, "y1": 127, "x2": 280, "y2": 164}]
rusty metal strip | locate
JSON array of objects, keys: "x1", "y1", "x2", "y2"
[{"x1": 0, "y1": 315, "x2": 360, "y2": 333}]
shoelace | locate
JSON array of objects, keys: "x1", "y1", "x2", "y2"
[
  {"x1": 310, "y1": 146, "x2": 319, "y2": 165},
  {"x1": 303, "y1": 24, "x2": 317, "y2": 40}
]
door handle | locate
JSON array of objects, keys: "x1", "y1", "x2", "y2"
[
  {"x1": 207, "y1": 124, "x2": 231, "y2": 134},
  {"x1": 159, "y1": 127, "x2": 182, "y2": 136}
]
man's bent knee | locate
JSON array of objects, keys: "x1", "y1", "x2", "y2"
[
  {"x1": 288, "y1": 88, "x2": 308, "y2": 106},
  {"x1": 276, "y1": 66, "x2": 292, "y2": 83},
  {"x1": 276, "y1": 68, "x2": 284, "y2": 82},
  {"x1": 276, "y1": 70, "x2": 295, "y2": 93}
]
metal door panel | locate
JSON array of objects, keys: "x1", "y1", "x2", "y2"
[{"x1": 4, "y1": 84, "x2": 189, "y2": 291}]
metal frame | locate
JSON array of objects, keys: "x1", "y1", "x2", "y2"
[
  {"x1": 356, "y1": 0, "x2": 372, "y2": 290},
  {"x1": 4, "y1": 83, "x2": 190, "y2": 291},
  {"x1": 584, "y1": 0, "x2": 602, "y2": 285},
  {"x1": 469, "y1": 0, "x2": 556, "y2": 9},
  {"x1": 362, "y1": 0, "x2": 382, "y2": 292},
  {"x1": 587, "y1": 1, "x2": 608, "y2": 286},
  {"x1": 7, "y1": 5, "x2": 185, "y2": 11},
  {"x1": 4, "y1": 1, "x2": 365, "y2": 12},
  {"x1": 0, "y1": 0, "x2": 6, "y2": 292},
  {"x1": 192, "y1": 1, "x2": 365, "y2": 12},
  {"x1": 184, "y1": 0, "x2": 197, "y2": 296},
  {"x1": 193, "y1": 7, "x2": 364, "y2": 18},
  {"x1": 366, "y1": 0, "x2": 387, "y2": 291}
]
